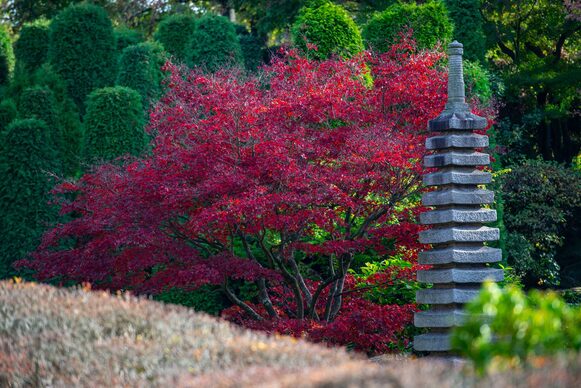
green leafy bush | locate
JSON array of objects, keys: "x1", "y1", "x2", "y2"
[
  {"x1": 236, "y1": 25, "x2": 264, "y2": 71},
  {"x1": 501, "y1": 160, "x2": 581, "y2": 286},
  {"x1": 0, "y1": 98, "x2": 17, "y2": 130},
  {"x1": 452, "y1": 282, "x2": 581, "y2": 373},
  {"x1": 48, "y1": 3, "x2": 117, "y2": 113},
  {"x1": 0, "y1": 119, "x2": 57, "y2": 278},
  {"x1": 117, "y1": 42, "x2": 166, "y2": 112},
  {"x1": 13, "y1": 20, "x2": 50, "y2": 76},
  {"x1": 114, "y1": 26, "x2": 143, "y2": 52},
  {"x1": 153, "y1": 14, "x2": 196, "y2": 63},
  {"x1": 0, "y1": 24, "x2": 14, "y2": 86},
  {"x1": 464, "y1": 60, "x2": 492, "y2": 104},
  {"x1": 83, "y1": 86, "x2": 146, "y2": 162},
  {"x1": 292, "y1": 0, "x2": 364, "y2": 59},
  {"x1": 362, "y1": 0, "x2": 453, "y2": 52},
  {"x1": 187, "y1": 14, "x2": 243, "y2": 72},
  {"x1": 444, "y1": 0, "x2": 486, "y2": 63}
]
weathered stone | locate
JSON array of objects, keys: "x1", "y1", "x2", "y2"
[
  {"x1": 417, "y1": 268, "x2": 504, "y2": 284},
  {"x1": 419, "y1": 226, "x2": 499, "y2": 244},
  {"x1": 419, "y1": 246, "x2": 502, "y2": 265},
  {"x1": 422, "y1": 188, "x2": 494, "y2": 206},
  {"x1": 416, "y1": 288, "x2": 481, "y2": 304},
  {"x1": 420, "y1": 208, "x2": 496, "y2": 225},
  {"x1": 428, "y1": 111, "x2": 488, "y2": 132},
  {"x1": 424, "y1": 169, "x2": 491, "y2": 186},
  {"x1": 413, "y1": 333, "x2": 451, "y2": 352},
  {"x1": 424, "y1": 152, "x2": 489, "y2": 168},
  {"x1": 426, "y1": 134, "x2": 489, "y2": 150},
  {"x1": 414, "y1": 309, "x2": 469, "y2": 328}
]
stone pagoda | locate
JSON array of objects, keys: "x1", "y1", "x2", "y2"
[{"x1": 413, "y1": 41, "x2": 503, "y2": 353}]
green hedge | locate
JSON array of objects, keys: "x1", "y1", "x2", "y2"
[
  {"x1": 187, "y1": 14, "x2": 243, "y2": 72},
  {"x1": 13, "y1": 20, "x2": 50, "y2": 75},
  {"x1": 292, "y1": 0, "x2": 364, "y2": 59},
  {"x1": 0, "y1": 25, "x2": 14, "y2": 86},
  {"x1": 117, "y1": 42, "x2": 166, "y2": 112},
  {"x1": 154, "y1": 14, "x2": 196, "y2": 63},
  {"x1": 114, "y1": 26, "x2": 144, "y2": 53},
  {"x1": 444, "y1": 0, "x2": 485, "y2": 63},
  {"x1": 48, "y1": 4, "x2": 117, "y2": 113},
  {"x1": 0, "y1": 118, "x2": 57, "y2": 278},
  {"x1": 362, "y1": 0, "x2": 453, "y2": 52},
  {"x1": 83, "y1": 86, "x2": 146, "y2": 162}
]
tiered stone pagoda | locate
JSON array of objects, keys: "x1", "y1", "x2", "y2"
[{"x1": 413, "y1": 41, "x2": 503, "y2": 353}]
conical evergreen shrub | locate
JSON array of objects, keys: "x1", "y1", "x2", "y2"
[
  {"x1": 154, "y1": 14, "x2": 196, "y2": 63},
  {"x1": 117, "y1": 42, "x2": 166, "y2": 112},
  {"x1": 187, "y1": 14, "x2": 243, "y2": 72},
  {"x1": 83, "y1": 86, "x2": 146, "y2": 162},
  {"x1": 444, "y1": 0, "x2": 486, "y2": 63},
  {"x1": 114, "y1": 26, "x2": 144, "y2": 53},
  {"x1": 48, "y1": 4, "x2": 117, "y2": 113},
  {"x1": 13, "y1": 20, "x2": 50, "y2": 76},
  {"x1": 0, "y1": 118, "x2": 58, "y2": 278}
]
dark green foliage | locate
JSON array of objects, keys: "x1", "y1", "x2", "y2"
[
  {"x1": 114, "y1": 26, "x2": 144, "y2": 52},
  {"x1": 0, "y1": 99, "x2": 17, "y2": 130},
  {"x1": 17, "y1": 86, "x2": 57, "y2": 128},
  {"x1": 502, "y1": 160, "x2": 581, "y2": 286},
  {"x1": 444, "y1": 0, "x2": 485, "y2": 62},
  {"x1": 153, "y1": 14, "x2": 196, "y2": 63},
  {"x1": 0, "y1": 118, "x2": 57, "y2": 278},
  {"x1": 292, "y1": 0, "x2": 364, "y2": 59},
  {"x1": 187, "y1": 14, "x2": 243, "y2": 72},
  {"x1": 463, "y1": 60, "x2": 492, "y2": 104},
  {"x1": 236, "y1": 26, "x2": 264, "y2": 71},
  {"x1": 31, "y1": 64, "x2": 82, "y2": 177},
  {"x1": 116, "y1": 42, "x2": 166, "y2": 112},
  {"x1": 362, "y1": 0, "x2": 453, "y2": 52},
  {"x1": 13, "y1": 20, "x2": 50, "y2": 75},
  {"x1": 48, "y1": 4, "x2": 117, "y2": 113},
  {"x1": 0, "y1": 25, "x2": 15, "y2": 86},
  {"x1": 154, "y1": 285, "x2": 229, "y2": 315},
  {"x1": 83, "y1": 86, "x2": 146, "y2": 162}
]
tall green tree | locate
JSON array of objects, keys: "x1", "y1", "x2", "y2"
[
  {"x1": 154, "y1": 14, "x2": 196, "y2": 63},
  {"x1": 445, "y1": 0, "x2": 486, "y2": 63}
]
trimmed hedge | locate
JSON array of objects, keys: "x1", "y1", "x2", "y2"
[
  {"x1": 0, "y1": 25, "x2": 14, "y2": 86},
  {"x1": 48, "y1": 4, "x2": 117, "y2": 113},
  {"x1": 362, "y1": 0, "x2": 453, "y2": 52},
  {"x1": 187, "y1": 14, "x2": 243, "y2": 72},
  {"x1": 83, "y1": 86, "x2": 146, "y2": 162},
  {"x1": 13, "y1": 20, "x2": 50, "y2": 75},
  {"x1": 153, "y1": 14, "x2": 196, "y2": 63},
  {"x1": 117, "y1": 42, "x2": 166, "y2": 112},
  {"x1": 114, "y1": 26, "x2": 144, "y2": 53},
  {"x1": 444, "y1": 0, "x2": 486, "y2": 63},
  {"x1": 0, "y1": 119, "x2": 57, "y2": 278},
  {"x1": 292, "y1": 0, "x2": 364, "y2": 59},
  {"x1": 0, "y1": 99, "x2": 17, "y2": 130}
]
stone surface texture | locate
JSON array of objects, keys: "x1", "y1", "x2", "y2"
[{"x1": 414, "y1": 41, "x2": 503, "y2": 353}]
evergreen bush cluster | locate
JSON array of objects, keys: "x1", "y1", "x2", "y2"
[
  {"x1": 114, "y1": 26, "x2": 144, "y2": 53},
  {"x1": 13, "y1": 20, "x2": 50, "y2": 76},
  {"x1": 83, "y1": 86, "x2": 146, "y2": 162},
  {"x1": 362, "y1": 0, "x2": 453, "y2": 52},
  {"x1": 292, "y1": 0, "x2": 364, "y2": 59},
  {"x1": 0, "y1": 99, "x2": 17, "y2": 130},
  {"x1": 153, "y1": 14, "x2": 196, "y2": 63},
  {"x1": 48, "y1": 4, "x2": 117, "y2": 113}
]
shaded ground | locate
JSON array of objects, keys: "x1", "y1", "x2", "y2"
[{"x1": 0, "y1": 281, "x2": 579, "y2": 387}]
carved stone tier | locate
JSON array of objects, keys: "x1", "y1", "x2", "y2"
[{"x1": 413, "y1": 41, "x2": 503, "y2": 353}]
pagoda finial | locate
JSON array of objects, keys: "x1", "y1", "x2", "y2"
[{"x1": 445, "y1": 41, "x2": 467, "y2": 112}]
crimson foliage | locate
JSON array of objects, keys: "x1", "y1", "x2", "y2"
[{"x1": 21, "y1": 38, "x2": 461, "y2": 353}]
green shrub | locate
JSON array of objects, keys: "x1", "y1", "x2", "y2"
[
  {"x1": 452, "y1": 282, "x2": 581, "y2": 373},
  {"x1": 444, "y1": 0, "x2": 485, "y2": 63},
  {"x1": 17, "y1": 86, "x2": 57, "y2": 128},
  {"x1": 501, "y1": 161, "x2": 581, "y2": 286},
  {"x1": 464, "y1": 60, "x2": 492, "y2": 104},
  {"x1": 48, "y1": 4, "x2": 117, "y2": 113},
  {"x1": 292, "y1": 0, "x2": 364, "y2": 59},
  {"x1": 0, "y1": 24, "x2": 14, "y2": 86},
  {"x1": 154, "y1": 285, "x2": 229, "y2": 315},
  {"x1": 117, "y1": 42, "x2": 166, "y2": 112},
  {"x1": 362, "y1": 0, "x2": 453, "y2": 52},
  {"x1": 187, "y1": 14, "x2": 243, "y2": 72},
  {"x1": 153, "y1": 14, "x2": 196, "y2": 63},
  {"x1": 0, "y1": 119, "x2": 57, "y2": 278},
  {"x1": 13, "y1": 20, "x2": 50, "y2": 75},
  {"x1": 0, "y1": 98, "x2": 17, "y2": 130},
  {"x1": 83, "y1": 86, "x2": 146, "y2": 162},
  {"x1": 114, "y1": 26, "x2": 144, "y2": 52},
  {"x1": 236, "y1": 26, "x2": 264, "y2": 71}
]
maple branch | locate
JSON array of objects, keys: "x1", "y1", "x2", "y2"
[
  {"x1": 222, "y1": 279, "x2": 263, "y2": 321},
  {"x1": 553, "y1": 25, "x2": 581, "y2": 64},
  {"x1": 308, "y1": 272, "x2": 341, "y2": 319}
]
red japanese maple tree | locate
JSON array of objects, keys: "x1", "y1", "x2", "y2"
[{"x1": 21, "y1": 38, "x2": 459, "y2": 352}]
